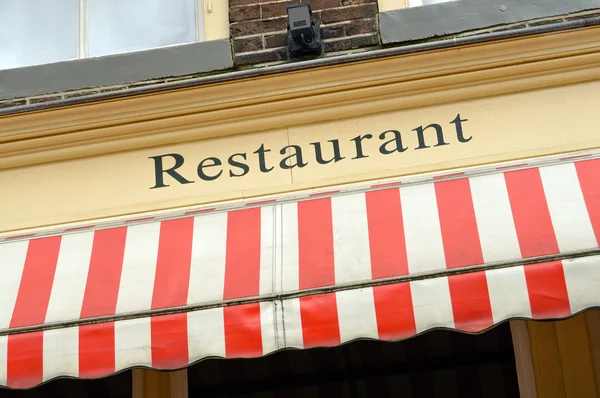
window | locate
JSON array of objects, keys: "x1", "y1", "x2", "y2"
[
  {"x1": 86, "y1": 0, "x2": 199, "y2": 58},
  {"x1": 378, "y1": 0, "x2": 458, "y2": 12},
  {"x1": 408, "y1": 0, "x2": 457, "y2": 6},
  {"x1": 0, "y1": 0, "x2": 218, "y2": 70},
  {"x1": 0, "y1": 0, "x2": 79, "y2": 70}
]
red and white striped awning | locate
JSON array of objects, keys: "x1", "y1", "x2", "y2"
[{"x1": 0, "y1": 153, "x2": 599, "y2": 389}]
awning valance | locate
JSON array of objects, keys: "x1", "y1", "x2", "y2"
[{"x1": 0, "y1": 153, "x2": 599, "y2": 389}]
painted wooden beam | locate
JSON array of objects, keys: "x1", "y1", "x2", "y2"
[
  {"x1": 132, "y1": 369, "x2": 188, "y2": 398},
  {"x1": 511, "y1": 311, "x2": 600, "y2": 398}
]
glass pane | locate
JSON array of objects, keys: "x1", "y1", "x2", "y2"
[
  {"x1": 0, "y1": 0, "x2": 78, "y2": 70},
  {"x1": 88, "y1": 0, "x2": 197, "y2": 58}
]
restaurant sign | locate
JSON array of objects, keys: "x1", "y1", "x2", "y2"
[{"x1": 150, "y1": 114, "x2": 471, "y2": 189}]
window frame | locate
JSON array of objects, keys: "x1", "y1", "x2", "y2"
[
  {"x1": 0, "y1": 0, "x2": 228, "y2": 70},
  {"x1": 378, "y1": 0, "x2": 457, "y2": 10},
  {"x1": 408, "y1": 0, "x2": 457, "y2": 7}
]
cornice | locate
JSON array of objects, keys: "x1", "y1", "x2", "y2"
[{"x1": 1, "y1": 25, "x2": 600, "y2": 171}]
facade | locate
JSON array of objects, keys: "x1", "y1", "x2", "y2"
[{"x1": 1, "y1": 0, "x2": 600, "y2": 397}]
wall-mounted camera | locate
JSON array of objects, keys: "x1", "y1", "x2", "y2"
[{"x1": 286, "y1": 3, "x2": 323, "y2": 58}]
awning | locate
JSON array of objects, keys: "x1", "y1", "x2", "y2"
[{"x1": 0, "y1": 153, "x2": 599, "y2": 389}]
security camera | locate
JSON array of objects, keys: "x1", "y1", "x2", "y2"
[{"x1": 286, "y1": 3, "x2": 323, "y2": 58}]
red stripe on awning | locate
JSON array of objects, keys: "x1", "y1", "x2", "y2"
[
  {"x1": 10, "y1": 237, "x2": 61, "y2": 328},
  {"x1": 448, "y1": 271, "x2": 494, "y2": 332},
  {"x1": 435, "y1": 178, "x2": 492, "y2": 332},
  {"x1": 152, "y1": 218, "x2": 194, "y2": 369},
  {"x1": 298, "y1": 198, "x2": 341, "y2": 348},
  {"x1": 152, "y1": 313, "x2": 189, "y2": 369},
  {"x1": 81, "y1": 228, "x2": 127, "y2": 318},
  {"x1": 153, "y1": 218, "x2": 194, "y2": 309},
  {"x1": 7, "y1": 332, "x2": 44, "y2": 389},
  {"x1": 505, "y1": 169, "x2": 570, "y2": 318},
  {"x1": 7, "y1": 237, "x2": 61, "y2": 388},
  {"x1": 524, "y1": 260, "x2": 571, "y2": 319},
  {"x1": 80, "y1": 323, "x2": 115, "y2": 379},
  {"x1": 224, "y1": 304, "x2": 263, "y2": 358},
  {"x1": 223, "y1": 208, "x2": 263, "y2": 357},
  {"x1": 505, "y1": 168, "x2": 560, "y2": 258},
  {"x1": 298, "y1": 198, "x2": 336, "y2": 290},
  {"x1": 576, "y1": 158, "x2": 600, "y2": 244},
  {"x1": 301, "y1": 293, "x2": 341, "y2": 349},
  {"x1": 366, "y1": 189, "x2": 416, "y2": 340},
  {"x1": 372, "y1": 284, "x2": 416, "y2": 341},
  {"x1": 435, "y1": 178, "x2": 484, "y2": 268},
  {"x1": 79, "y1": 227, "x2": 127, "y2": 378},
  {"x1": 365, "y1": 188, "x2": 409, "y2": 279},
  {"x1": 224, "y1": 209, "x2": 261, "y2": 300}
]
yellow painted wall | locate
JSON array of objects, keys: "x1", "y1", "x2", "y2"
[{"x1": 1, "y1": 80, "x2": 599, "y2": 233}]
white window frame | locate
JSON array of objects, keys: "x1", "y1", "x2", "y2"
[
  {"x1": 408, "y1": 0, "x2": 457, "y2": 7},
  {"x1": 378, "y1": 0, "x2": 457, "y2": 11}
]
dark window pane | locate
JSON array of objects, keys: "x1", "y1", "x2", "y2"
[
  {"x1": 0, "y1": 370, "x2": 132, "y2": 398},
  {"x1": 187, "y1": 323, "x2": 519, "y2": 397}
]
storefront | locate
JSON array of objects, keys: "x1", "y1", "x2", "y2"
[{"x1": 1, "y1": 7, "x2": 600, "y2": 398}]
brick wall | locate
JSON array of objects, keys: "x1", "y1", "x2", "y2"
[{"x1": 230, "y1": 0, "x2": 380, "y2": 66}]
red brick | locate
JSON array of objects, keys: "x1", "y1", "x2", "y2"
[
  {"x1": 342, "y1": 0, "x2": 376, "y2": 5},
  {"x1": 344, "y1": 18, "x2": 377, "y2": 36},
  {"x1": 322, "y1": 24, "x2": 346, "y2": 39},
  {"x1": 265, "y1": 33, "x2": 287, "y2": 48},
  {"x1": 234, "y1": 36, "x2": 264, "y2": 53},
  {"x1": 236, "y1": 48, "x2": 288, "y2": 65},
  {"x1": 323, "y1": 33, "x2": 378, "y2": 52},
  {"x1": 310, "y1": 0, "x2": 341, "y2": 10},
  {"x1": 230, "y1": 17, "x2": 288, "y2": 37},
  {"x1": 261, "y1": 1, "x2": 298, "y2": 18},
  {"x1": 320, "y1": 3, "x2": 377, "y2": 23},
  {"x1": 229, "y1": 5, "x2": 261, "y2": 22}
]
